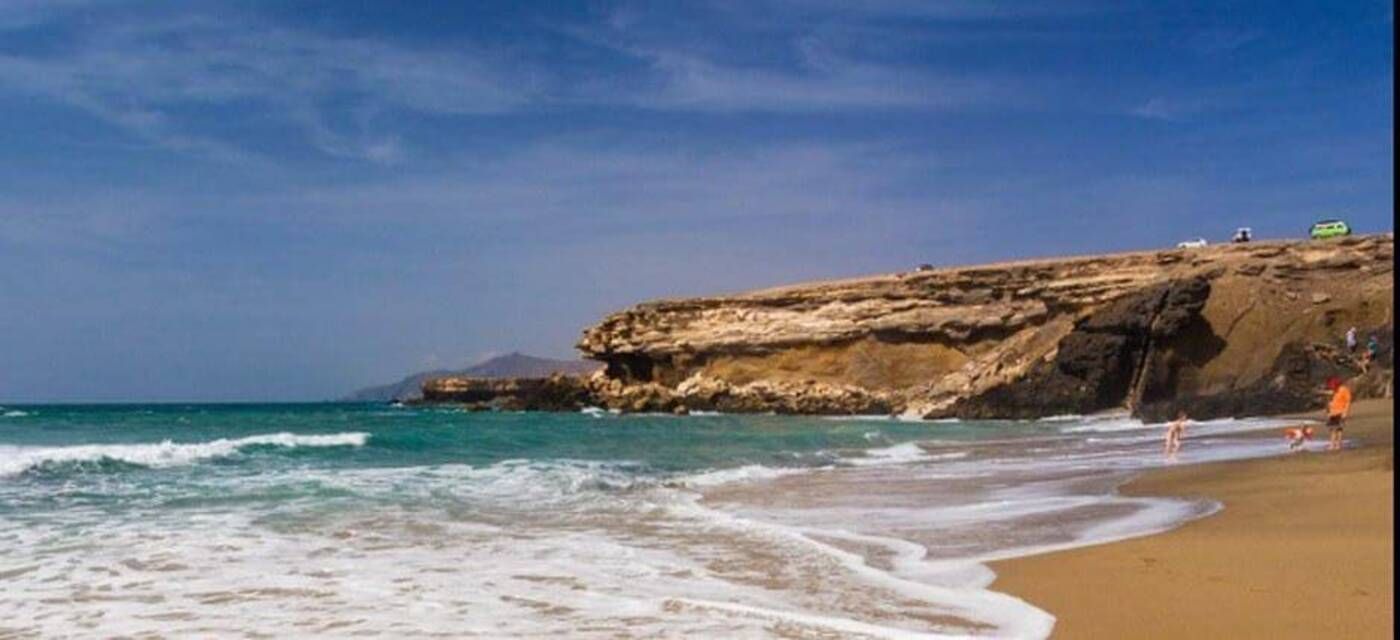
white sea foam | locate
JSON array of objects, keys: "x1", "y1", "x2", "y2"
[
  {"x1": 677, "y1": 464, "x2": 804, "y2": 488},
  {"x1": 2, "y1": 409, "x2": 29, "y2": 418},
  {"x1": 670, "y1": 491, "x2": 1057, "y2": 639},
  {"x1": 1035, "y1": 413, "x2": 1085, "y2": 422},
  {"x1": 1054, "y1": 417, "x2": 1151, "y2": 433},
  {"x1": 844, "y1": 441, "x2": 932, "y2": 466},
  {"x1": 0, "y1": 409, "x2": 1312, "y2": 639},
  {"x1": 0, "y1": 432, "x2": 369, "y2": 477},
  {"x1": 1057, "y1": 415, "x2": 1296, "y2": 435},
  {"x1": 821, "y1": 413, "x2": 895, "y2": 422}
]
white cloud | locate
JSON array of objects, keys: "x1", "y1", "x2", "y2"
[
  {"x1": 0, "y1": 14, "x2": 532, "y2": 163},
  {"x1": 1129, "y1": 97, "x2": 1179, "y2": 120},
  {"x1": 271, "y1": 140, "x2": 932, "y2": 235},
  {"x1": 615, "y1": 46, "x2": 1004, "y2": 112},
  {"x1": 563, "y1": 4, "x2": 1023, "y2": 113},
  {"x1": 0, "y1": 3, "x2": 1044, "y2": 163},
  {"x1": 1184, "y1": 27, "x2": 1264, "y2": 55}
]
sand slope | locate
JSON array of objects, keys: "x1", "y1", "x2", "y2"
[{"x1": 992, "y1": 398, "x2": 1394, "y2": 639}]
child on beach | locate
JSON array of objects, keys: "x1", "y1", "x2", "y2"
[
  {"x1": 1325, "y1": 378, "x2": 1352, "y2": 452},
  {"x1": 1164, "y1": 411, "x2": 1187, "y2": 460},
  {"x1": 1285, "y1": 425, "x2": 1315, "y2": 451}
]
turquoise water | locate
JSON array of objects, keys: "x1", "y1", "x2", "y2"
[
  {"x1": 0, "y1": 403, "x2": 1016, "y2": 498},
  {"x1": 0, "y1": 403, "x2": 1295, "y2": 638},
  {"x1": 0, "y1": 403, "x2": 1049, "y2": 518}
]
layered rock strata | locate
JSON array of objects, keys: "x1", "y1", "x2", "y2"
[
  {"x1": 417, "y1": 375, "x2": 592, "y2": 412},
  {"x1": 576, "y1": 235, "x2": 1394, "y2": 419}
]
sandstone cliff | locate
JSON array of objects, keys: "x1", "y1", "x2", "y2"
[{"x1": 576, "y1": 235, "x2": 1393, "y2": 419}]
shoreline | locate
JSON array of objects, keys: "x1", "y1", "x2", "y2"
[{"x1": 990, "y1": 398, "x2": 1394, "y2": 639}]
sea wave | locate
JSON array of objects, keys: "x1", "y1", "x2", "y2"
[
  {"x1": 1055, "y1": 417, "x2": 1152, "y2": 433},
  {"x1": 842, "y1": 441, "x2": 964, "y2": 467},
  {"x1": 456, "y1": 459, "x2": 652, "y2": 497},
  {"x1": 1057, "y1": 416, "x2": 1297, "y2": 435},
  {"x1": 0, "y1": 432, "x2": 370, "y2": 477},
  {"x1": 820, "y1": 414, "x2": 895, "y2": 422},
  {"x1": 676, "y1": 464, "x2": 804, "y2": 488}
]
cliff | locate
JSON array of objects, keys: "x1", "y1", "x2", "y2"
[
  {"x1": 418, "y1": 375, "x2": 592, "y2": 411},
  {"x1": 345, "y1": 352, "x2": 601, "y2": 402},
  {"x1": 577, "y1": 234, "x2": 1394, "y2": 419}
]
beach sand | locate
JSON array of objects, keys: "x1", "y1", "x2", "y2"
[{"x1": 992, "y1": 398, "x2": 1394, "y2": 639}]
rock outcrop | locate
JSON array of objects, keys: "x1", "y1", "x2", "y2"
[
  {"x1": 578, "y1": 235, "x2": 1394, "y2": 419},
  {"x1": 347, "y1": 353, "x2": 602, "y2": 402},
  {"x1": 418, "y1": 374, "x2": 593, "y2": 411},
  {"x1": 581, "y1": 371, "x2": 894, "y2": 415}
]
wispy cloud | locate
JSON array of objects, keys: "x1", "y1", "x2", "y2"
[
  {"x1": 0, "y1": 138, "x2": 936, "y2": 267},
  {"x1": 1130, "y1": 97, "x2": 1193, "y2": 121},
  {"x1": 1184, "y1": 27, "x2": 1264, "y2": 55},
  {"x1": 0, "y1": 13, "x2": 533, "y2": 163},
  {"x1": 568, "y1": 2, "x2": 1031, "y2": 113},
  {"x1": 0, "y1": 3, "x2": 1052, "y2": 163},
  {"x1": 601, "y1": 42, "x2": 1008, "y2": 112}
]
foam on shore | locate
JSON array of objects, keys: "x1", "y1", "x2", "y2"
[
  {"x1": 0, "y1": 406, "x2": 1313, "y2": 639},
  {"x1": 0, "y1": 432, "x2": 369, "y2": 477}
]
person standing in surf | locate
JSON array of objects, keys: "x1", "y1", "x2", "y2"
[
  {"x1": 1164, "y1": 410, "x2": 1187, "y2": 460},
  {"x1": 1325, "y1": 378, "x2": 1352, "y2": 452}
]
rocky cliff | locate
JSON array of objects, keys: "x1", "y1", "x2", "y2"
[
  {"x1": 418, "y1": 375, "x2": 593, "y2": 411},
  {"x1": 346, "y1": 353, "x2": 601, "y2": 402},
  {"x1": 577, "y1": 234, "x2": 1394, "y2": 419}
]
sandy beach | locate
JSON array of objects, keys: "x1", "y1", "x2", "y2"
[{"x1": 993, "y1": 398, "x2": 1395, "y2": 639}]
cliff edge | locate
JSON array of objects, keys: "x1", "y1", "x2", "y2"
[{"x1": 577, "y1": 235, "x2": 1394, "y2": 419}]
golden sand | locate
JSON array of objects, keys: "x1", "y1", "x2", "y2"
[{"x1": 992, "y1": 398, "x2": 1394, "y2": 639}]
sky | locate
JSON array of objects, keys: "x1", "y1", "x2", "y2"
[{"x1": 0, "y1": 0, "x2": 1392, "y2": 402}]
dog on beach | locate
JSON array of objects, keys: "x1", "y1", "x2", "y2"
[{"x1": 1284, "y1": 425, "x2": 1316, "y2": 451}]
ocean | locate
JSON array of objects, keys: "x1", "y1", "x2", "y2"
[{"x1": 0, "y1": 403, "x2": 1300, "y2": 638}]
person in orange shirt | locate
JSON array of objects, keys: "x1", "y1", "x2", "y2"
[{"x1": 1325, "y1": 377, "x2": 1352, "y2": 452}]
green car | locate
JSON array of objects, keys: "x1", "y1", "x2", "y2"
[{"x1": 1309, "y1": 219, "x2": 1352, "y2": 239}]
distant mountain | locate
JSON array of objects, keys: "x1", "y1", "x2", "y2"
[{"x1": 343, "y1": 352, "x2": 603, "y2": 402}]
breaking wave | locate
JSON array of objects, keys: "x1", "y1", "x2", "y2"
[{"x1": 0, "y1": 432, "x2": 370, "y2": 477}]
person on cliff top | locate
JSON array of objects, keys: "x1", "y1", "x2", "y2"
[
  {"x1": 1164, "y1": 410, "x2": 1187, "y2": 460},
  {"x1": 1325, "y1": 377, "x2": 1352, "y2": 452}
]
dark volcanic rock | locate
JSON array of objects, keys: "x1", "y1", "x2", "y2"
[
  {"x1": 952, "y1": 277, "x2": 1213, "y2": 419},
  {"x1": 1137, "y1": 323, "x2": 1393, "y2": 421},
  {"x1": 1136, "y1": 341, "x2": 1357, "y2": 421}
]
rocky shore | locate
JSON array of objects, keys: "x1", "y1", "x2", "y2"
[{"x1": 426, "y1": 234, "x2": 1393, "y2": 419}]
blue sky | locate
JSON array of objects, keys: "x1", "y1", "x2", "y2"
[{"x1": 0, "y1": 1, "x2": 1392, "y2": 402}]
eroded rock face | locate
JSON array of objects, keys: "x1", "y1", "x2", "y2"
[
  {"x1": 418, "y1": 375, "x2": 593, "y2": 411},
  {"x1": 572, "y1": 371, "x2": 893, "y2": 415},
  {"x1": 579, "y1": 235, "x2": 1394, "y2": 419},
  {"x1": 950, "y1": 277, "x2": 1214, "y2": 419}
]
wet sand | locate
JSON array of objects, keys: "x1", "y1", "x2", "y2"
[{"x1": 992, "y1": 398, "x2": 1394, "y2": 639}]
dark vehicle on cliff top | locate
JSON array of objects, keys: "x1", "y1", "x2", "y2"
[{"x1": 1310, "y1": 219, "x2": 1351, "y2": 239}]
